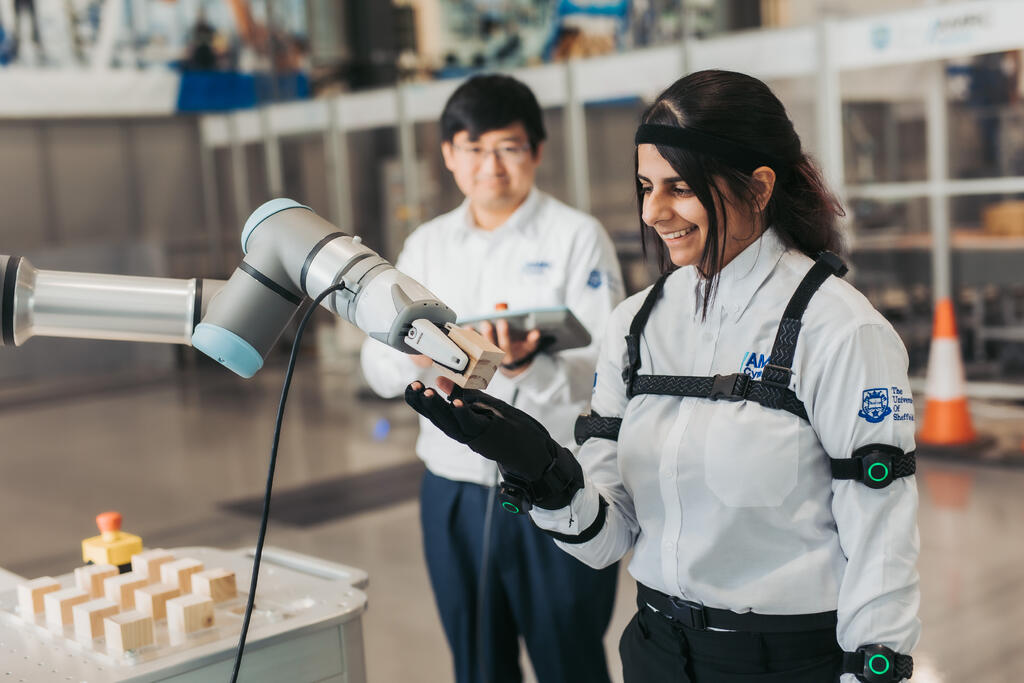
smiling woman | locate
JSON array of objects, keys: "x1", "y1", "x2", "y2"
[
  {"x1": 405, "y1": 69, "x2": 922, "y2": 683},
  {"x1": 634, "y1": 71, "x2": 845, "y2": 319},
  {"x1": 636, "y1": 143, "x2": 773, "y2": 273}
]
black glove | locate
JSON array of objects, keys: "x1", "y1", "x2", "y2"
[
  {"x1": 405, "y1": 384, "x2": 557, "y2": 479},
  {"x1": 404, "y1": 384, "x2": 584, "y2": 509}
]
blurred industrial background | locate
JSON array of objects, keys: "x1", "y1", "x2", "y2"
[{"x1": 2, "y1": 1, "x2": 1024, "y2": 682}]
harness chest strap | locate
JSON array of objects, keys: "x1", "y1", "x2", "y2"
[
  {"x1": 577, "y1": 251, "x2": 847, "y2": 445},
  {"x1": 573, "y1": 252, "x2": 916, "y2": 488}
]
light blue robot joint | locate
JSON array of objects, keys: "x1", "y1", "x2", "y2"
[
  {"x1": 192, "y1": 323, "x2": 264, "y2": 378},
  {"x1": 241, "y1": 198, "x2": 312, "y2": 254}
]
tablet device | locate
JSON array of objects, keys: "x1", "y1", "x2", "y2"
[{"x1": 457, "y1": 306, "x2": 591, "y2": 354}]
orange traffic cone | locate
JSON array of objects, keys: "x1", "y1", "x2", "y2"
[{"x1": 918, "y1": 297, "x2": 977, "y2": 445}]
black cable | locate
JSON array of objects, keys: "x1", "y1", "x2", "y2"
[
  {"x1": 229, "y1": 283, "x2": 346, "y2": 683},
  {"x1": 476, "y1": 478, "x2": 497, "y2": 683},
  {"x1": 474, "y1": 387, "x2": 517, "y2": 683}
]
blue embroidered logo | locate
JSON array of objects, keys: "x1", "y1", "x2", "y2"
[
  {"x1": 522, "y1": 261, "x2": 550, "y2": 275},
  {"x1": 871, "y1": 24, "x2": 891, "y2": 51},
  {"x1": 858, "y1": 388, "x2": 893, "y2": 423},
  {"x1": 741, "y1": 352, "x2": 770, "y2": 379},
  {"x1": 587, "y1": 269, "x2": 603, "y2": 289}
]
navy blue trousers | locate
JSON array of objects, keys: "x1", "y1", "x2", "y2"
[{"x1": 421, "y1": 470, "x2": 618, "y2": 683}]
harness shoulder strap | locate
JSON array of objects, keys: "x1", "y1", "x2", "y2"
[
  {"x1": 622, "y1": 272, "x2": 672, "y2": 397},
  {"x1": 761, "y1": 251, "x2": 848, "y2": 388}
]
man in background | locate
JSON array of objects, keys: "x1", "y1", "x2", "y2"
[{"x1": 360, "y1": 74, "x2": 623, "y2": 683}]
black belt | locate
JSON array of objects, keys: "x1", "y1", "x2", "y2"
[{"x1": 637, "y1": 583, "x2": 838, "y2": 634}]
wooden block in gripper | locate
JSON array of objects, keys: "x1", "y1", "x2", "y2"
[
  {"x1": 104, "y1": 610, "x2": 154, "y2": 654},
  {"x1": 74, "y1": 564, "x2": 118, "y2": 598},
  {"x1": 73, "y1": 597, "x2": 119, "y2": 640},
  {"x1": 135, "y1": 583, "x2": 180, "y2": 620},
  {"x1": 104, "y1": 571, "x2": 149, "y2": 609},
  {"x1": 167, "y1": 594, "x2": 215, "y2": 635},
  {"x1": 160, "y1": 558, "x2": 204, "y2": 593},
  {"x1": 44, "y1": 587, "x2": 91, "y2": 628},
  {"x1": 192, "y1": 569, "x2": 237, "y2": 603},
  {"x1": 17, "y1": 576, "x2": 61, "y2": 617},
  {"x1": 434, "y1": 324, "x2": 504, "y2": 390},
  {"x1": 131, "y1": 548, "x2": 175, "y2": 581}
]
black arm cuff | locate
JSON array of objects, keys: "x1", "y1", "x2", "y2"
[
  {"x1": 842, "y1": 645, "x2": 914, "y2": 682},
  {"x1": 830, "y1": 444, "x2": 916, "y2": 489},
  {"x1": 540, "y1": 496, "x2": 608, "y2": 544},
  {"x1": 498, "y1": 445, "x2": 584, "y2": 510}
]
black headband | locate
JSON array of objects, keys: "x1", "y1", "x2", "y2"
[{"x1": 635, "y1": 124, "x2": 783, "y2": 175}]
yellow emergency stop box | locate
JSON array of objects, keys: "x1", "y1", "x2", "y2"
[{"x1": 81, "y1": 511, "x2": 142, "y2": 568}]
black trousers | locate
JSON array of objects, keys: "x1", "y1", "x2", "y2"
[
  {"x1": 619, "y1": 599, "x2": 843, "y2": 683},
  {"x1": 421, "y1": 470, "x2": 618, "y2": 683}
]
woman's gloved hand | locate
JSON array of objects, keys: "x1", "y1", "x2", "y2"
[{"x1": 404, "y1": 381, "x2": 558, "y2": 481}]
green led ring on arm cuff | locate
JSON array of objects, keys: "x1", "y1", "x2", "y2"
[
  {"x1": 868, "y1": 462, "x2": 890, "y2": 482},
  {"x1": 868, "y1": 653, "x2": 891, "y2": 675}
]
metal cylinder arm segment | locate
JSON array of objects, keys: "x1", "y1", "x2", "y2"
[
  {"x1": 191, "y1": 198, "x2": 459, "y2": 378},
  {"x1": 3, "y1": 199, "x2": 461, "y2": 380},
  {"x1": 1, "y1": 253, "x2": 221, "y2": 348}
]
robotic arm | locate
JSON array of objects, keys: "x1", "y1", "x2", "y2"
[{"x1": 1, "y1": 199, "x2": 479, "y2": 381}]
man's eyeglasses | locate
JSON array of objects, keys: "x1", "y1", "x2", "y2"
[{"x1": 452, "y1": 143, "x2": 532, "y2": 164}]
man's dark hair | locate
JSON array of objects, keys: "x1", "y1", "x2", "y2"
[{"x1": 440, "y1": 74, "x2": 546, "y2": 152}]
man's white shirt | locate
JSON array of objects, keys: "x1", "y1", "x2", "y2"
[
  {"x1": 531, "y1": 229, "x2": 921, "y2": 668},
  {"x1": 360, "y1": 187, "x2": 624, "y2": 486}
]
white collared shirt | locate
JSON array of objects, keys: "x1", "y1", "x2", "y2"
[
  {"x1": 532, "y1": 230, "x2": 921, "y2": 666},
  {"x1": 360, "y1": 187, "x2": 625, "y2": 485}
]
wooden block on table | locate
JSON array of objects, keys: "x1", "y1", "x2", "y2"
[
  {"x1": 160, "y1": 558, "x2": 204, "y2": 593},
  {"x1": 166, "y1": 594, "x2": 214, "y2": 635},
  {"x1": 131, "y1": 549, "x2": 175, "y2": 582},
  {"x1": 434, "y1": 324, "x2": 504, "y2": 390},
  {"x1": 44, "y1": 587, "x2": 91, "y2": 628},
  {"x1": 104, "y1": 572, "x2": 149, "y2": 609},
  {"x1": 135, "y1": 583, "x2": 180, "y2": 620},
  {"x1": 17, "y1": 577, "x2": 61, "y2": 617},
  {"x1": 73, "y1": 598, "x2": 119, "y2": 640},
  {"x1": 192, "y1": 569, "x2": 237, "y2": 603},
  {"x1": 104, "y1": 610, "x2": 154, "y2": 654},
  {"x1": 74, "y1": 564, "x2": 119, "y2": 598}
]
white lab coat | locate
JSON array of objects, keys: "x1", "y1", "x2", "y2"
[
  {"x1": 531, "y1": 229, "x2": 920, "y2": 675},
  {"x1": 360, "y1": 187, "x2": 624, "y2": 486}
]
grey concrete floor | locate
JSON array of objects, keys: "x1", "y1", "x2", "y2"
[{"x1": 1, "y1": 356, "x2": 1023, "y2": 682}]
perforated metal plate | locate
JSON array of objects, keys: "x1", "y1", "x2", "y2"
[{"x1": 0, "y1": 546, "x2": 366, "y2": 682}]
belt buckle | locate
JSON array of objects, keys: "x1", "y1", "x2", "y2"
[{"x1": 669, "y1": 596, "x2": 707, "y2": 630}]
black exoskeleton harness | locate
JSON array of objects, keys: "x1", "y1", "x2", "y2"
[{"x1": 574, "y1": 252, "x2": 916, "y2": 490}]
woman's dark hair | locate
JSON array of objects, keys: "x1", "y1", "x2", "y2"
[
  {"x1": 441, "y1": 74, "x2": 546, "y2": 152},
  {"x1": 637, "y1": 69, "x2": 844, "y2": 316}
]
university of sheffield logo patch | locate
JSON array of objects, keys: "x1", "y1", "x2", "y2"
[
  {"x1": 858, "y1": 388, "x2": 893, "y2": 423},
  {"x1": 587, "y1": 269, "x2": 603, "y2": 289}
]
